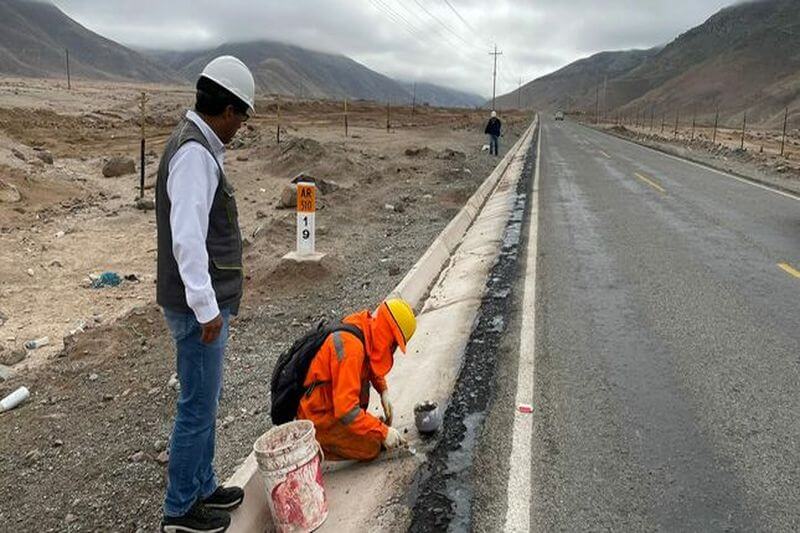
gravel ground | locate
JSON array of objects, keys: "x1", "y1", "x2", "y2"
[{"x1": 0, "y1": 102, "x2": 530, "y2": 531}]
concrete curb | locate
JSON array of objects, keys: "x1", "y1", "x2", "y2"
[
  {"x1": 226, "y1": 118, "x2": 539, "y2": 533},
  {"x1": 392, "y1": 123, "x2": 540, "y2": 309},
  {"x1": 582, "y1": 123, "x2": 800, "y2": 198}
]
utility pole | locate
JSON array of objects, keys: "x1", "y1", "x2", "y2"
[
  {"x1": 386, "y1": 100, "x2": 391, "y2": 132},
  {"x1": 661, "y1": 112, "x2": 666, "y2": 134},
  {"x1": 713, "y1": 108, "x2": 719, "y2": 144},
  {"x1": 65, "y1": 48, "x2": 71, "y2": 90},
  {"x1": 344, "y1": 98, "x2": 348, "y2": 138},
  {"x1": 411, "y1": 82, "x2": 416, "y2": 120},
  {"x1": 595, "y1": 84, "x2": 600, "y2": 125},
  {"x1": 781, "y1": 107, "x2": 789, "y2": 157},
  {"x1": 603, "y1": 76, "x2": 608, "y2": 122},
  {"x1": 489, "y1": 44, "x2": 502, "y2": 111},
  {"x1": 741, "y1": 111, "x2": 747, "y2": 150},
  {"x1": 517, "y1": 77, "x2": 522, "y2": 109},
  {"x1": 650, "y1": 106, "x2": 655, "y2": 131},
  {"x1": 276, "y1": 95, "x2": 281, "y2": 144},
  {"x1": 674, "y1": 110, "x2": 679, "y2": 138},
  {"x1": 691, "y1": 109, "x2": 696, "y2": 141},
  {"x1": 138, "y1": 91, "x2": 147, "y2": 199}
]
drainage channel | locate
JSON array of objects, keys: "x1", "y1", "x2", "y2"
[{"x1": 408, "y1": 130, "x2": 538, "y2": 532}]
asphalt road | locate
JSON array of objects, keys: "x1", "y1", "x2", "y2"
[{"x1": 525, "y1": 118, "x2": 800, "y2": 531}]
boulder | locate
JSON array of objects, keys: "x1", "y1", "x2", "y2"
[
  {"x1": 36, "y1": 150, "x2": 54, "y2": 165},
  {"x1": 102, "y1": 156, "x2": 136, "y2": 178},
  {"x1": 278, "y1": 184, "x2": 297, "y2": 209},
  {"x1": 0, "y1": 180, "x2": 21, "y2": 203},
  {"x1": 134, "y1": 197, "x2": 155, "y2": 211}
]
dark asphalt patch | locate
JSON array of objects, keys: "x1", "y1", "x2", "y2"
[{"x1": 408, "y1": 133, "x2": 537, "y2": 532}]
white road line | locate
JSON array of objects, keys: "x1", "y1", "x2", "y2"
[
  {"x1": 503, "y1": 119, "x2": 542, "y2": 533},
  {"x1": 582, "y1": 124, "x2": 800, "y2": 203}
]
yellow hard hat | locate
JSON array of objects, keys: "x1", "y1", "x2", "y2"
[{"x1": 383, "y1": 298, "x2": 416, "y2": 352}]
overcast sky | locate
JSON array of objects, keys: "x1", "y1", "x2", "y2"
[{"x1": 52, "y1": 0, "x2": 739, "y2": 97}]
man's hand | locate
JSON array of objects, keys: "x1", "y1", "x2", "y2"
[
  {"x1": 200, "y1": 314, "x2": 223, "y2": 344},
  {"x1": 381, "y1": 390, "x2": 394, "y2": 427},
  {"x1": 384, "y1": 427, "x2": 407, "y2": 450}
]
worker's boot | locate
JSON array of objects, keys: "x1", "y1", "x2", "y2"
[
  {"x1": 161, "y1": 501, "x2": 230, "y2": 533},
  {"x1": 202, "y1": 485, "x2": 245, "y2": 511}
]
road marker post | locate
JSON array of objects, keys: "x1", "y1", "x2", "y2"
[{"x1": 282, "y1": 176, "x2": 326, "y2": 263}]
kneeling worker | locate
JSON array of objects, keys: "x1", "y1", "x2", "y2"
[{"x1": 297, "y1": 298, "x2": 416, "y2": 460}]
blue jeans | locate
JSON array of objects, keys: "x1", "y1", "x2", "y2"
[
  {"x1": 489, "y1": 134, "x2": 499, "y2": 156},
  {"x1": 162, "y1": 307, "x2": 231, "y2": 517}
]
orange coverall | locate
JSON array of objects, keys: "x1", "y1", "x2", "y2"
[{"x1": 297, "y1": 307, "x2": 401, "y2": 461}]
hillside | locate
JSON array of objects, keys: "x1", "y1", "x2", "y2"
[
  {"x1": 497, "y1": 0, "x2": 800, "y2": 126},
  {"x1": 402, "y1": 82, "x2": 485, "y2": 108},
  {"x1": 0, "y1": 0, "x2": 179, "y2": 83},
  {"x1": 494, "y1": 48, "x2": 659, "y2": 112}
]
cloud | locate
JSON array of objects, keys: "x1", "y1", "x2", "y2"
[{"x1": 52, "y1": 0, "x2": 738, "y2": 97}]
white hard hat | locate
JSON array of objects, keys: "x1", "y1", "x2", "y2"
[
  {"x1": 200, "y1": 55, "x2": 255, "y2": 114},
  {"x1": 491, "y1": 110, "x2": 497, "y2": 117}
]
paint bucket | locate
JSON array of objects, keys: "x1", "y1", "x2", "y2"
[
  {"x1": 253, "y1": 420, "x2": 327, "y2": 532},
  {"x1": 414, "y1": 401, "x2": 442, "y2": 435}
]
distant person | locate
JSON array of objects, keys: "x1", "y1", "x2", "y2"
[
  {"x1": 485, "y1": 110, "x2": 502, "y2": 156},
  {"x1": 156, "y1": 55, "x2": 255, "y2": 533}
]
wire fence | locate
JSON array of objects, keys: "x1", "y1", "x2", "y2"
[{"x1": 574, "y1": 106, "x2": 798, "y2": 160}]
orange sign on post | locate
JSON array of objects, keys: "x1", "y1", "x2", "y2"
[{"x1": 295, "y1": 181, "x2": 317, "y2": 256}]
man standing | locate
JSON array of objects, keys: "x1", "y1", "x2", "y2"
[
  {"x1": 485, "y1": 110, "x2": 502, "y2": 156},
  {"x1": 156, "y1": 55, "x2": 254, "y2": 533}
]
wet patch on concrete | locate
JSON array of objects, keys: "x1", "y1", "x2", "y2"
[{"x1": 408, "y1": 136, "x2": 536, "y2": 532}]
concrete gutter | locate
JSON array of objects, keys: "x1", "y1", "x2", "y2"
[{"x1": 226, "y1": 117, "x2": 539, "y2": 533}]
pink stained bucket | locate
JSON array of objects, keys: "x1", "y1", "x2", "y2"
[{"x1": 253, "y1": 420, "x2": 327, "y2": 532}]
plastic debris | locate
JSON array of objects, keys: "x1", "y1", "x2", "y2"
[
  {"x1": 91, "y1": 272, "x2": 122, "y2": 289},
  {"x1": 517, "y1": 404, "x2": 534, "y2": 414},
  {"x1": 1, "y1": 386, "x2": 30, "y2": 412},
  {"x1": 24, "y1": 337, "x2": 49, "y2": 350}
]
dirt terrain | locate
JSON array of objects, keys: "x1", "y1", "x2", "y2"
[
  {"x1": 593, "y1": 118, "x2": 800, "y2": 194},
  {"x1": 0, "y1": 76, "x2": 530, "y2": 531}
]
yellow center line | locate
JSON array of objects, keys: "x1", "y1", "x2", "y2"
[
  {"x1": 778, "y1": 262, "x2": 800, "y2": 279},
  {"x1": 634, "y1": 172, "x2": 667, "y2": 194}
]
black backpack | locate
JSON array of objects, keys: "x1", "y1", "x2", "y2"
[{"x1": 269, "y1": 320, "x2": 365, "y2": 425}]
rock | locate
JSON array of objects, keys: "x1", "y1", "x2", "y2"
[
  {"x1": 167, "y1": 373, "x2": 180, "y2": 391},
  {"x1": 88, "y1": 373, "x2": 99, "y2": 382},
  {"x1": 156, "y1": 450, "x2": 170, "y2": 464},
  {"x1": 438, "y1": 148, "x2": 466, "y2": 160},
  {"x1": 102, "y1": 393, "x2": 114, "y2": 402},
  {"x1": 26, "y1": 268, "x2": 34, "y2": 277},
  {"x1": 65, "y1": 513, "x2": 77, "y2": 524},
  {"x1": 384, "y1": 204, "x2": 395, "y2": 211},
  {"x1": 0, "y1": 180, "x2": 21, "y2": 203},
  {"x1": 316, "y1": 178, "x2": 339, "y2": 195},
  {"x1": 236, "y1": 155, "x2": 249, "y2": 162},
  {"x1": 0, "y1": 364, "x2": 12, "y2": 381},
  {"x1": 1, "y1": 348, "x2": 26, "y2": 366},
  {"x1": 36, "y1": 151, "x2": 54, "y2": 165},
  {"x1": 389, "y1": 265, "x2": 402, "y2": 276},
  {"x1": 278, "y1": 184, "x2": 297, "y2": 209},
  {"x1": 0, "y1": 309, "x2": 6, "y2": 326},
  {"x1": 404, "y1": 146, "x2": 432, "y2": 158},
  {"x1": 129, "y1": 451, "x2": 146, "y2": 463},
  {"x1": 102, "y1": 156, "x2": 136, "y2": 178},
  {"x1": 134, "y1": 197, "x2": 155, "y2": 211},
  {"x1": 154, "y1": 439, "x2": 167, "y2": 453},
  {"x1": 11, "y1": 148, "x2": 26, "y2": 161},
  {"x1": 256, "y1": 210, "x2": 268, "y2": 219},
  {"x1": 25, "y1": 449, "x2": 43, "y2": 463},
  {"x1": 53, "y1": 439, "x2": 64, "y2": 448}
]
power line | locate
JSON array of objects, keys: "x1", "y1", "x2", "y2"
[{"x1": 412, "y1": 0, "x2": 482, "y2": 52}]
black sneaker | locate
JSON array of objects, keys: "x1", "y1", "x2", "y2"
[
  {"x1": 202, "y1": 485, "x2": 245, "y2": 511},
  {"x1": 161, "y1": 502, "x2": 230, "y2": 533}
]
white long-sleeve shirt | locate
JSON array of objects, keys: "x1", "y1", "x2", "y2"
[{"x1": 167, "y1": 110, "x2": 227, "y2": 324}]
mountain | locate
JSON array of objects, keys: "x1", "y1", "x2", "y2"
[
  {"x1": 158, "y1": 41, "x2": 409, "y2": 102},
  {"x1": 0, "y1": 0, "x2": 179, "y2": 83},
  {"x1": 497, "y1": 0, "x2": 800, "y2": 126},
  {"x1": 494, "y1": 47, "x2": 660, "y2": 112},
  {"x1": 402, "y1": 82, "x2": 484, "y2": 108}
]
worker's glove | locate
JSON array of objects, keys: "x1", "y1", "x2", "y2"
[
  {"x1": 383, "y1": 427, "x2": 407, "y2": 450},
  {"x1": 380, "y1": 390, "x2": 394, "y2": 427}
]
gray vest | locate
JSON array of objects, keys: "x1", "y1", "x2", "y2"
[{"x1": 155, "y1": 118, "x2": 243, "y2": 315}]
